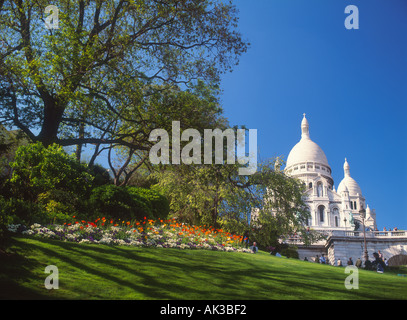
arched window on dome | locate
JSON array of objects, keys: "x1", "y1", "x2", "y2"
[
  {"x1": 318, "y1": 205, "x2": 325, "y2": 223},
  {"x1": 309, "y1": 182, "x2": 313, "y2": 189}
]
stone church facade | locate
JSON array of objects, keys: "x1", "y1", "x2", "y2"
[
  {"x1": 280, "y1": 115, "x2": 407, "y2": 265},
  {"x1": 285, "y1": 114, "x2": 377, "y2": 233}
]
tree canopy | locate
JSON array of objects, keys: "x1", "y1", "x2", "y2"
[
  {"x1": 0, "y1": 1, "x2": 320, "y2": 251},
  {"x1": 0, "y1": 0, "x2": 248, "y2": 151}
]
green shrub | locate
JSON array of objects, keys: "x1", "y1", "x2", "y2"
[
  {"x1": 88, "y1": 164, "x2": 112, "y2": 187},
  {"x1": 88, "y1": 184, "x2": 152, "y2": 221},
  {"x1": 0, "y1": 196, "x2": 12, "y2": 238},
  {"x1": 272, "y1": 243, "x2": 299, "y2": 259},
  {"x1": 37, "y1": 190, "x2": 79, "y2": 224},
  {"x1": 0, "y1": 196, "x2": 45, "y2": 226},
  {"x1": 9, "y1": 142, "x2": 94, "y2": 201},
  {"x1": 127, "y1": 186, "x2": 170, "y2": 220}
]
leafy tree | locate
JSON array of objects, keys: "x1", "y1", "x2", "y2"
[
  {"x1": 101, "y1": 80, "x2": 227, "y2": 186},
  {"x1": 0, "y1": 0, "x2": 248, "y2": 155},
  {"x1": 236, "y1": 159, "x2": 324, "y2": 249},
  {"x1": 154, "y1": 164, "x2": 234, "y2": 227}
]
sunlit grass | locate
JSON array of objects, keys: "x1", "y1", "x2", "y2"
[{"x1": 1, "y1": 236, "x2": 407, "y2": 300}]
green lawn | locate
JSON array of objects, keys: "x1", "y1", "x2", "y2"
[{"x1": 1, "y1": 235, "x2": 406, "y2": 300}]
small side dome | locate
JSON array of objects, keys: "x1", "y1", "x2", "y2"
[{"x1": 337, "y1": 158, "x2": 362, "y2": 197}]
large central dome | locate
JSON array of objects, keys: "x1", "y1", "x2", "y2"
[
  {"x1": 286, "y1": 138, "x2": 329, "y2": 168},
  {"x1": 286, "y1": 114, "x2": 330, "y2": 169}
]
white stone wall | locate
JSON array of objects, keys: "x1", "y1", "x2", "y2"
[
  {"x1": 327, "y1": 237, "x2": 407, "y2": 265},
  {"x1": 297, "y1": 236, "x2": 407, "y2": 266}
]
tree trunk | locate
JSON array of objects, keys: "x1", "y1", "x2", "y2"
[
  {"x1": 37, "y1": 99, "x2": 65, "y2": 147},
  {"x1": 75, "y1": 122, "x2": 85, "y2": 161}
]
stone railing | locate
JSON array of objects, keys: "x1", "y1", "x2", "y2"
[
  {"x1": 331, "y1": 230, "x2": 407, "y2": 238},
  {"x1": 372, "y1": 230, "x2": 406, "y2": 237},
  {"x1": 284, "y1": 230, "x2": 407, "y2": 244}
]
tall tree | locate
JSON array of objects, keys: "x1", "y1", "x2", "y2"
[{"x1": 0, "y1": 0, "x2": 248, "y2": 152}]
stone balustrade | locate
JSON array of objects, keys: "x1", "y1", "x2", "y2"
[
  {"x1": 330, "y1": 230, "x2": 406, "y2": 238},
  {"x1": 286, "y1": 230, "x2": 406, "y2": 242}
]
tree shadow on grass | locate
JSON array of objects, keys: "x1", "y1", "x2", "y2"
[
  {"x1": 3, "y1": 237, "x2": 225, "y2": 299},
  {"x1": 0, "y1": 244, "x2": 53, "y2": 300},
  {"x1": 3, "y1": 237, "x2": 406, "y2": 300}
]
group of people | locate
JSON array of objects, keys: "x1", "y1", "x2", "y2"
[
  {"x1": 308, "y1": 254, "x2": 328, "y2": 264},
  {"x1": 306, "y1": 250, "x2": 387, "y2": 273},
  {"x1": 243, "y1": 232, "x2": 389, "y2": 274},
  {"x1": 382, "y1": 227, "x2": 399, "y2": 232}
]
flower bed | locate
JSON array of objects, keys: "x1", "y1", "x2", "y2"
[{"x1": 7, "y1": 217, "x2": 252, "y2": 253}]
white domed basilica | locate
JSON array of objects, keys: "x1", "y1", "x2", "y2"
[{"x1": 285, "y1": 114, "x2": 377, "y2": 232}]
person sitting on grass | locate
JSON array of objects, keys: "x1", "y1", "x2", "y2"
[{"x1": 250, "y1": 242, "x2": 258, "y2": 253}]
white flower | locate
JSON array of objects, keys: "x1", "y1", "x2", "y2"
[
  {"x1": 128, "y1": 239, "x2": 143, "y2": 247},
  {"x1": 67, "y1": 224, "x2": 80, "y2": 231},
  {"x1": 110, "y1": 226, "x2": 122, "y2": 232},
  {"x1": 54, "y1": 226, "x2": 64, "y2": 232},
  {"x1": 97, "y1": 237, "x2": 112, "y2": 245},
  {"x1": 113, "y1": 239, "x2": 126, "y2": 245},
  {"x1": 7, "y1": 224, "x2": 21, "y2": 233},
  {"x1": 65, "y1": 234, "x2": 77, "y2": 241}
]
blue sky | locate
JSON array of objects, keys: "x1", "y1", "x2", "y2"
[{"x1": 220, "y1": 0, "x2": 407, "y2": 230}]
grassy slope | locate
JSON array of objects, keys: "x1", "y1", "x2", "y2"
[{"x1": 1, "y1": 235, "x2": 406, "y2": 300}]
